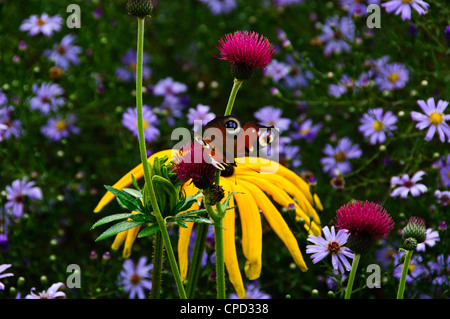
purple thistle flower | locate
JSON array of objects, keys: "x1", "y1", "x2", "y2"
[
  {"x1": 44, "y1": 34, "x2": 82, "y2": 70},
  {"x1": 319, "y1": 15, "x2": 355, "y2": 56},
  {"x1": 198, "y1": 0, "x2": 237, "y2": 15},
  {"x1": 411, "y1": 97, "x2": 450, "y2": 143},
  {"x1": 40, "y1": 114, "x2": 80, "y2": 142},
  {"x1": 122, "y1": 105, "x2": 160, "y2": 143},
  {"x1": 306, "y1": 226, "x2": 354, "y2": 275},
  {"x1": 19, "y1": 13, "x2": 63, "y2": 37},
  {"x1": 115, "y1": 49, "x2": 151, "y2": 82},
  {"x1": 118, "y1": 257, "x2": 153, "y2": 299},
  {"x1": 358, "y1": 108, "x2": 398, "y2": 144},
  {"x1": 0, "y1": 264, "x2": 14, "y2": 290},
  {"x1": 254, "y1": 106, "x2": 291, "y2": 132},
  {"x1": 290, "y1": 118, "x2": 322, "y2": 142},
  {"x1": 187, "y1": 104, "x2": 216, "y2": 131},
  {"x1": 217, "y1": 31, "x2": 275, "y2": 80},
  {"x1": 382, "y1": 0, "x2": 429, "y2": 21},
  {"x1": 5, "y1": 178, "x2": 43, "y2": 219},
  {"x1": 321, "y1": 137, "x2": 362, "y2": 176},
  {"x1": 390, "y1": 171, "x2": 428, "y2": 198},
  {"x1": 375, "y1": 62, "x2": 409, "y2": 91},
  {"x1": 0, "y1": 106, "x2": 21, "y2": 141},
  {"x1": 29, "y1": 82, "x2": 65, "y2": 114}
]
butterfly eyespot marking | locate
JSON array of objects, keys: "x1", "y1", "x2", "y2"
[
  {"x1": 258, "y1": 130, "x2": 276, "y2": 146},
  {"x1": 224, "y1": 119, "x2": 241, "y2": 134},
  {"x1": 195, "y1": 136, "x2": 213, "y2": 150}
]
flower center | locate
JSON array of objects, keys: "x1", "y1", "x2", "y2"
[
  {"x1": 129, "y1": 63, "x2": 137, "y2": 72},
  {"x1": 404, "y1": 180, "x2": 414, "y2": 188},
  {"x1": 300, "y1": 128, "x2": 310, "y2": 135},
  {"x1": 37, "y1": 18, "x2": 46, "y2": 26},
  {"x1": 57, "y1": 45, "x2": 67, "y2": 55},
  {"x1": 372, "y1": 121, "x2": 384, "y2": 132},
  {"x1": 334, "y1": 152, "x2": 347, "y2": 162},
  {"x1": 402, "y1": 0, "x2": 413, "y2": 3},
  {"x1": 428, "y1": 112, "x2": 443, "y2": 125},
  {"x1": 327, "y1": 240, "x2": 341, "y2": 253},
  {"x1": 130, "y1": 273, "x2": 141, "y2": 285},
  {"x1": 55, "y1": 120, "x2": 67, "y2": 131},
  {"x1": 388, "y1": 72, "x2": 400, "y2": 83},
  {"x1": 408, "y1": 263, "x2": 415, "y2": 272},
  {"x1": 137, "y1": 120, "x2": 149, "y2": 130}
]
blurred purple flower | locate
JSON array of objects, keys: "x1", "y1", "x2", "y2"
[
  {"x1": 187, "y1": 104, "x2": 216, "y2": 131},
  {"x1": 229, "y1": 281, "x2": 271, "y2": 299},
  {"x1": 264, "y1": 60, "x2": 291, "y2": 83},
  {"x1": 416, "y1": 228, "x2": 439, "y2": 252},
  {"x1": 0, "y1": 106, "x2": 21, "y2": 141},
  {"x1": 393, "y1": 251, "x2": 427, "y2": 283},
  {"x1": 122, "y1": 105, "x2": 160, "y2": 143},
  {"x1": 5, "y1": 178, "x2": 43, "y2": 219},
  {"x1": 198, "y1": 0, "x2": 237, "y2": 15},
  {"x1": 328, "y1": 74, "x2": 354, "y2": 97},
  {"x1": 382, "y1": 0, "x2": 429, "y2": 21},
  {"x1": 358, "y1": 108, "x2": 398, "y2": 144},
  {"x1": 154, "y1": 95, "x2": 186, "y2": 127},
  {"x1": 435, "y1": 154, "x2": 450, "y2": 187},
  {"x1": 19, "y1": 13, "x2": 63, "y2": 37},
  {"x1": 44, "y1": 34, "x2": 81, "y2": 70},
  {"x1": 390, "y1": 171, "x2": 427, "y2": 198},
  {"x1": 29, "y1": 82, "x2": 65, "y2": 114},
  {"x1": 375, "y1": 62, "x2": 409, "y2": 91},
  {"x1": 118, "y1": 257, "x2": 153, "y2": 299},
  {"x1": 25, "y1": 282, "x2": 66, "y2": 299},
  {"x1": 41, "y1": 114, "x2": 80, "y2": 141},
  {"x1": 411, "y1": 97, "x2": 450, "y2": 143},
  {"x1": 319, "y1": 15, "x2": 355, "y2": 56},
  {"x1": 428, "y1": 254, "x2": 450, "y2": 286},
  {"x1": 434, "y1": 190, "x2": 450, "y2": 206},
  {"x1": 340, "y1": 0, "x2": 380, "y2": 16},
  {"x1": 274, "y1": 0, "x2": 305, "y2": 6},
  {"x1": 290, "y1": 119, "x2": 322, "y2": 142},
  {"x1": 445, "y1": 25, "x2": 450, "y2": 41},
  {"x1": 254, "y1": 106, "x2": 291, "y2": 132},
  {"x1": 116, "y1": 49, "x2": 151, "y2": 82},
  {"x1": 0, "y1": 90, "x2": 7, "y2": 106},
  {"x1": 321, "y1": 137, "x2": 362, "y2": 176},
  {"x1": 153, "y1": 77, "x2": 187, "y2": 97}
]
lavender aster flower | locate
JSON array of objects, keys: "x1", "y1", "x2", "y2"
[
  {"x1": 328, "y1": 74, "x2": 354, "y2": 97},
  {"x1": 274, "y1": 0, "x2": 305, "y2": 7},
  {"x1": 340, "y1": 0, "x2": 380, "y2": 16},
  {"x1": 428, "y1": 254, "x2": 450, "y2": 286},
  {"x1": 116, "y1": 49, "x2": 151, "y2": 82},
  {"x1": 44, "y1": 34, "x2": 81, "y2": 70},
  {"x1": 25, "y1": 282, "x2": 66, "y2": 299},
  {"x1": 29, "y1": 82, "x2": 65, "y2": 114},
  {"x1": 390, "y1": 171, "x2": 427, "y2": 198},
  {"x1": 5, "y1": 178, "x2": 43, "y2": 219},
  {"x1": 198, "y1": 0, "x2": 237, "y2": 15},
  {"x1": 434, "y1": 190, "x2": 450, "y2": 206},
  {"x1": 0, "y1": 264, "x2": 14, "y2": 290},
  {"x1": 382, "y1": 0, "x2": 429, "y2": 21},
  {"x1": 264, "y1": 60, "x2": 291, "y2": 83},
  {"x1": 229, "y1": 281, "x2": 271, "y2": 299},
  {"x1": 319, "y1": 15, "x2": 355, "y2": 56},
  {"x1": 358, "y1": 108, "x2": 398, "y2": 144},
  {"x1": 393, "y1": 251, "x2": 427, "y2": 283},
  {"x1": 154, "y1": 95, "x2": 186, "y2": 127},
  {"x1": 290, "y1": 119, "x2": 322, "y2": 142},
  {"x1": 187, "y1": 104, "x2": 216, "y2": 131},
  {"x1": 122, "y1": 105, "x2": 160, "y2": 143},
  {"x1": 19, "y1": 13, "x2": 63, "y2": 37},
  {"x1": 0, "y1": 106, "x2": 21, "y2": 141},
  {"x1": 411, "y1": 97, "x2": 450, "y2": 143},
  {"x1": 306, "y1": 226, "x2": 354, "y2": 275},
  {"x1": 153, "y1": 77, "x2": 187, "y2": 97},
  {"x1": 118, "y1": 257, "x2": 153, "y2": 299},
  {"x1": 416, "y1": 228, "x2": 439, "y2": 252},
  {"x1": 375, "y1": 62, "x2": 409, "y2": 91},
  {"x1": 41, "y1": 114, "x2": 80, "y2": 141},
  {"x1": 254, "y1": 106, "x2": 291, "y2": 132},
  {"x1": 435, "y1": 155, "x2": 450, "y2": 187},
  {"x1": 321, "y1": 137, "x2": 362, "y2": 176}
]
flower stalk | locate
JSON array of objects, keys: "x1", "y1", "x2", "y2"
[
  {"x1": 224, "y1": 79, "x2": 243, "y2": 116},
  {"x1": 135, "y1": 17, "x2": 186, "y2": 299},
  {"x1": 396, "y1": 249, "x2": 413, "y2": 299},
  {"x1": 344, "y1": 253, "x2": 361, "y2": 299},
  {"x1": 185, "y1": 222, "x2": 208, "y2": 298}
]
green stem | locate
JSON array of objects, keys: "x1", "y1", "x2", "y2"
[
  {"x1": 224, "y1": 79, "x2": 243, "y2": 116},
  {"x1": 135, "y1": 17, "x2": 186, "y2": 299},
  {"x1": 186, "y1": 222, "x2": 208, "y2": 298},
  {"x1": 345, "y1": 253, "x2": 361, "y2": 299},
  {"x1": 397, "y1": 250, "x2": 413, "y2": 299},
  {"x1": 150, "y1": 231, "x2": 163, "y2": 299}
]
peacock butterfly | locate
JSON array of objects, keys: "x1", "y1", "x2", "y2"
[{"x1": 194, "y1": 115, "x2": 279, "y2": 170}]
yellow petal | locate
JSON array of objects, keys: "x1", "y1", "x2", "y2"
[
  {"x1": 228, "y1": 180, "x2": 262, "y2": 280},
  {"x1": 220, "y1": 179, "x2": 246, "y2": 299},
  {"x1": 314, "y1": 193, "x2": 323, "y2": 212},
  {"x1": 94, "y1": 149, "x2": 174, "y2": 213},
  {"x1": 178, "y1": 181, "x2": 202, "y2": 281},
  {"x1": 111, "y1": 229, "x2": 128, "y2": 251},
  {"x1": 123, "y1": 224, "x2": 141, "y2": 258},
  {"x1": 238, "y1": 180, "x2": 308, "y2": 272}
]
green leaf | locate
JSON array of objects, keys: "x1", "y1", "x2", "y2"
[
  {"x1": 131, "y1": 174, "x2": 141, "y2": 191},
  {"x1": 174, "y1": 219, "x2": 188, "y2": 228},
  {"x1": 122, "y1": 187, "x2": 143, "y2": 199},
  {"x1": 130, "y1": 213, "x2": 154, "y2": 223},
  {"x1": 175, "y1": 192, "x2": 203, "y2": 213},
  {"x1": 137, "y1": 224, "x2": 160, "y2": 238},
  {"x1": 104, "y1": 185, "x2": 144, "y2": 213},
  {"x1": 95, "y1": 220, "x2": 143, "y2": 242},
  {"x1": 90, "y1": 213, "x2": 133, "y2": 230},
  {"x1": 179, "y1": 216, "x2": 213, "y2": 224}
]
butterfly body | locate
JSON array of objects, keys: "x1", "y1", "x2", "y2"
[{"x1": 195, "y1": 115, "x2": 279, "y2": 170}]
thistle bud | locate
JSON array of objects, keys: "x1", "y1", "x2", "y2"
[
  {"x1": 127, "y1": 0, "x2": 153, "y2": 18},
  {"x1": 402, "y1": 237, "x2": 418, "y2": 251},
  {"x1": 402, "y1": 217, "x2": 427, "y2": 244},
  {"x1": 204, "y1": 184, "x2": 225, "y2": 206}
]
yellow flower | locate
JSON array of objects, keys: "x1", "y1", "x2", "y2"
[{"x1": 94, "y1": 149, "x2": 323, "y2": 298}]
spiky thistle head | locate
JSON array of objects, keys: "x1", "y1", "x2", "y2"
[
  {"x1": 402, "y1": 216, "x2": 427, "y2": 250},
  {"x1": 127, "y1": 0, "x2": 153, "y2": 18}
]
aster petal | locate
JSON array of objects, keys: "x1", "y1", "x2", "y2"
[
  {"x1": 425, "y1": 125, "x2": 437, "y2": 141},
  {"x1": 436, "y1": 100, "x2": 449, "y2": 113},
  {"x1": 417, "y1": 100, "x2": 431, "y2": 115}
]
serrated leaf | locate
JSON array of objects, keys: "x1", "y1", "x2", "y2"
[
  {"x1": 137, "y1": 224, "x2": 160, "y2": 238},
  {"x1": 95, "y1": 220, "x2": 143, "y2": 242},
  {"x1": 105, "y1": 185, "x2": 144, "y2": 213},
  {"x1": 91, "y1": 213, "x2": 133, "y2": 230}
]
